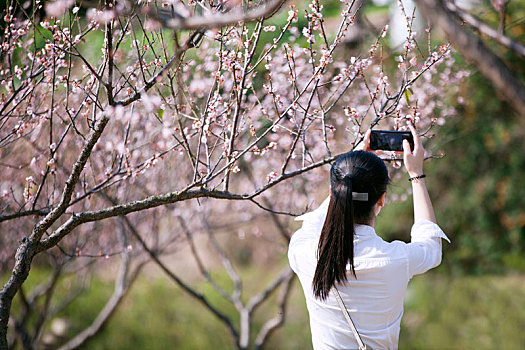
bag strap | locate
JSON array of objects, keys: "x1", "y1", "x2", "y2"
[{"x1": 332, "y1": 287, "x2": 368, "y2": 350}]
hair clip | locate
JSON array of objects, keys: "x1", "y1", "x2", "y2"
[{"x1": 352, "y1": 192, "x2": 368, "y2": 201}]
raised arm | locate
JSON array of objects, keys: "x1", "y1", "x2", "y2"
[{"x1": 403, "y1": 124, "x2": 436, "y2": 224}]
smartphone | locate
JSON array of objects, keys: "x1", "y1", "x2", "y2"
[{"x1": 369, "y1": 130, "x2": 414, "y2": 152}]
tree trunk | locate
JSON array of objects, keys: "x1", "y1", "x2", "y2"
[{"x1": 0, "y1": 240, "x2": 36, "y2": 350}]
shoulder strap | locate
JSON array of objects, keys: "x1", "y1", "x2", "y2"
[{"x1": 332, "y1": 287, "x2": 368, "y2": 350}]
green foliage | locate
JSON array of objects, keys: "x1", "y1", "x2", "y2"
[
  {"x1": 28, "y1": 271, "x2": 525, "y2": 349},
  {"x1": 426, "y1": 67, "x2": 525, "y2": 275},
  {"x1": 375, "y1": 45, "x2": 525, "y2": 275}
]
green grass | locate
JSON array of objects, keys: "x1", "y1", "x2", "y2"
[
  {"x1": 14, "y1": 268, "x2": 520, "y2": 349},
  {"x1": 401, "y1": 274, "x2": 525, "y2": 349}
]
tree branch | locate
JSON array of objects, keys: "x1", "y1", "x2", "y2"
[
  {"x1": 413, "y1": 0, "x2": 525, "y2": 116},
  {"x1": 1, "y1": 115, "x2": 110, "y2": 350},
  {"x1": 254, "y1": 269, "x2": 294, "y2": 349},
  {"x1": 30, "y1": 116, "x2": 109, "y2": 243},
  {"x1": 146, "y1": 0, "x2": 287, "y2": 31},
  {"x1": 0, "y1": 210, "x2": 49, "y2": 223},
  {"x1": 246, "y1": 266, "x2": 293, "y2": 313},
  {"x1": 179, "y1": 216, "x2": 235, "y2": 303},
  {"x1": 444, "y1": 1, "x2": 525, "y2": 58},
  {"x1": 57, "y1": 244, "x2": 144, "y2": 350},
  {"x1": 118, "y1": 212, "x2": 240, "y2": 345}
]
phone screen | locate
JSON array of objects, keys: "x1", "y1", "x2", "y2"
[{"x1": 369, "y1": 130, "x2": 414, "y2": 152}]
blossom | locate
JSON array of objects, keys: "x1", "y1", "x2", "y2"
[
  {"x1": 342, "y1": 106, "x2": 359, "y2": 120},
  {"x1": 86, "y1": 9, "x2": 115, "y2": 25},
  {"x1": 45, "y1": 0, "x2": 75, "y2": 17},
  {"x1": 140, "y1": 93, "x2": 162, "y2": 113},
  {"x1": 0, "y1": 0, "x2": 468, "y2": 328},
  {"x1": 302, "y1": 27, "x2": 315, "y2": 44},
  {"x1": 381, "y1": 25, "x2": 389, "y2": 38},
  {"x1": 287, "y1": 10, "x2": 298, "y2": 22},
  {"x1": 266, "y1": 171, "x2": 278, "y2": 182}
]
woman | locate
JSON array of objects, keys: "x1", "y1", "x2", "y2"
[{"x1": 288, "y1": 125, "x2": 449, "y2": 349}]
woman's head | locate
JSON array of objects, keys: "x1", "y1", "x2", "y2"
[
  {"x1": 312, "y1": 151, "x2": 389, "y2": 300},
  {"x1": 330, "y1": 151, "x2": 389, "y2": 224}
]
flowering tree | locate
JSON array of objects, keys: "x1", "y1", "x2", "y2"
[{"x1": 0, "y1": 0, "x2": 464, "y2": 348}]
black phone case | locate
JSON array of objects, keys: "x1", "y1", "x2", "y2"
[{"x1": 369, "y1": 130, "x2": 414, "y2": 152}]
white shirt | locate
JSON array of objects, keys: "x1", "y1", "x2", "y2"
[{"x1": 288, "y1": 196, "x2": 450, "y2": 350}]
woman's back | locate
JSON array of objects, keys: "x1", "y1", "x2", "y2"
[
  {"x1": 289, "y1": 127, "x2": 449, "y2": 349},
  {"x1": 289, "y1": 198, "x2": 448, "y2": 349}
]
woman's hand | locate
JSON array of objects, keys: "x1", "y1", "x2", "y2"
[
  {"x1": 358, "y1": 129, "x2": 374, "y2": 152},
  {"x1": 402, "y1": 124, "x2": 424, "y2": 177}
]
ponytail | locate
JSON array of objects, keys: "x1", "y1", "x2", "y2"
[
  {"x1": 312, "y1": 175, "x2": 356, "y2": 300},
  {"x1": 311, "y1": 151, "x2": 389, "y2": 300}
]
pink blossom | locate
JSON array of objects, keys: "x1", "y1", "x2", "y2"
[
  {"x1": 45, "y1": 0, "x2": 74, "y2": 17},
  {"x1": 86, "y1": 9, "x2": 115, "y2": 25}
]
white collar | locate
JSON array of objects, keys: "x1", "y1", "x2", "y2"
[
  {"x1": 295, "y1": 196, "x2": 378, "y2": 239},
  {"x1": 354, "y1": 224, "x2": 377, "y2": 237}
]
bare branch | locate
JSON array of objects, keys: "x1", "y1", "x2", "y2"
[
  {"x1": 201, "y1": 215, "x2": 243, "y2": 303},
  {"x1": 254, "y1": 269, "x2": 294, "y2": 349},
  {"x1": 57, "y1": 246, "x2": 144, "y2": 350},
  {"x1": 246, "y1": 266, "x2": 293, "y2": 313},
  {"x1": 146, "y1": 0, "x2": 287, "y2": 31},
  {"x1": 0, "y1": 210, "x2": 49, "y2": 223},
  {"x1": 444, "y1": 1, "x2": 525, "y2": 58},
  {"x1": 37, "y1": 188, "x2": 244, "y2": 252},
  {"x1": 179, "y1": 216, "x2": 235, "y2": 303},
  {"x1": 249, "y1": 198, "x2": 300, "y2": 218},
  {"x1": 118, "y1": 212, "x2": 240, "y2": 344},
  {"x1": 413, "y1": 0, "x2": 525, "y2": 116},
  {"x1": 30, "y1": 263, "x2": 62, "y2": 346}
]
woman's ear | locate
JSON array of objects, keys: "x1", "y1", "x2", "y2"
[
  {"x1": 377, "y1": 192, "x2": 386, "y2": 207},
  {"x1": 374, "y1": 192, "x2": 386, "y2": 217}
]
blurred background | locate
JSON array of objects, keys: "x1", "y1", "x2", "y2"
[{"x1": 2, "y1": 0, "x2": 524, "y2": 349}]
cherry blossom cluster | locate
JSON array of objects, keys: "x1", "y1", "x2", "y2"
[{"x1": 0, "y1": 0, "x2": 467, "y2": 270}]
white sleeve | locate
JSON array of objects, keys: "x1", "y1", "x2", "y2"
[
  {"x1": 288, "y1": 228, "x2": 310, "y2": 273},
  {"x1": 405, "y1": 220, "x2": 450, "y2": 279},
  {"x1": 288, "y1": 223, "x2": 323, "y2": 275},
  {"x1": 288, "y1": 196, "x2": 329, "y2": 274}
]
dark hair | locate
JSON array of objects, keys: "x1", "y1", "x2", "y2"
[{"x1": 312, "y1": 151, "x2": 389, "y2": 300}]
